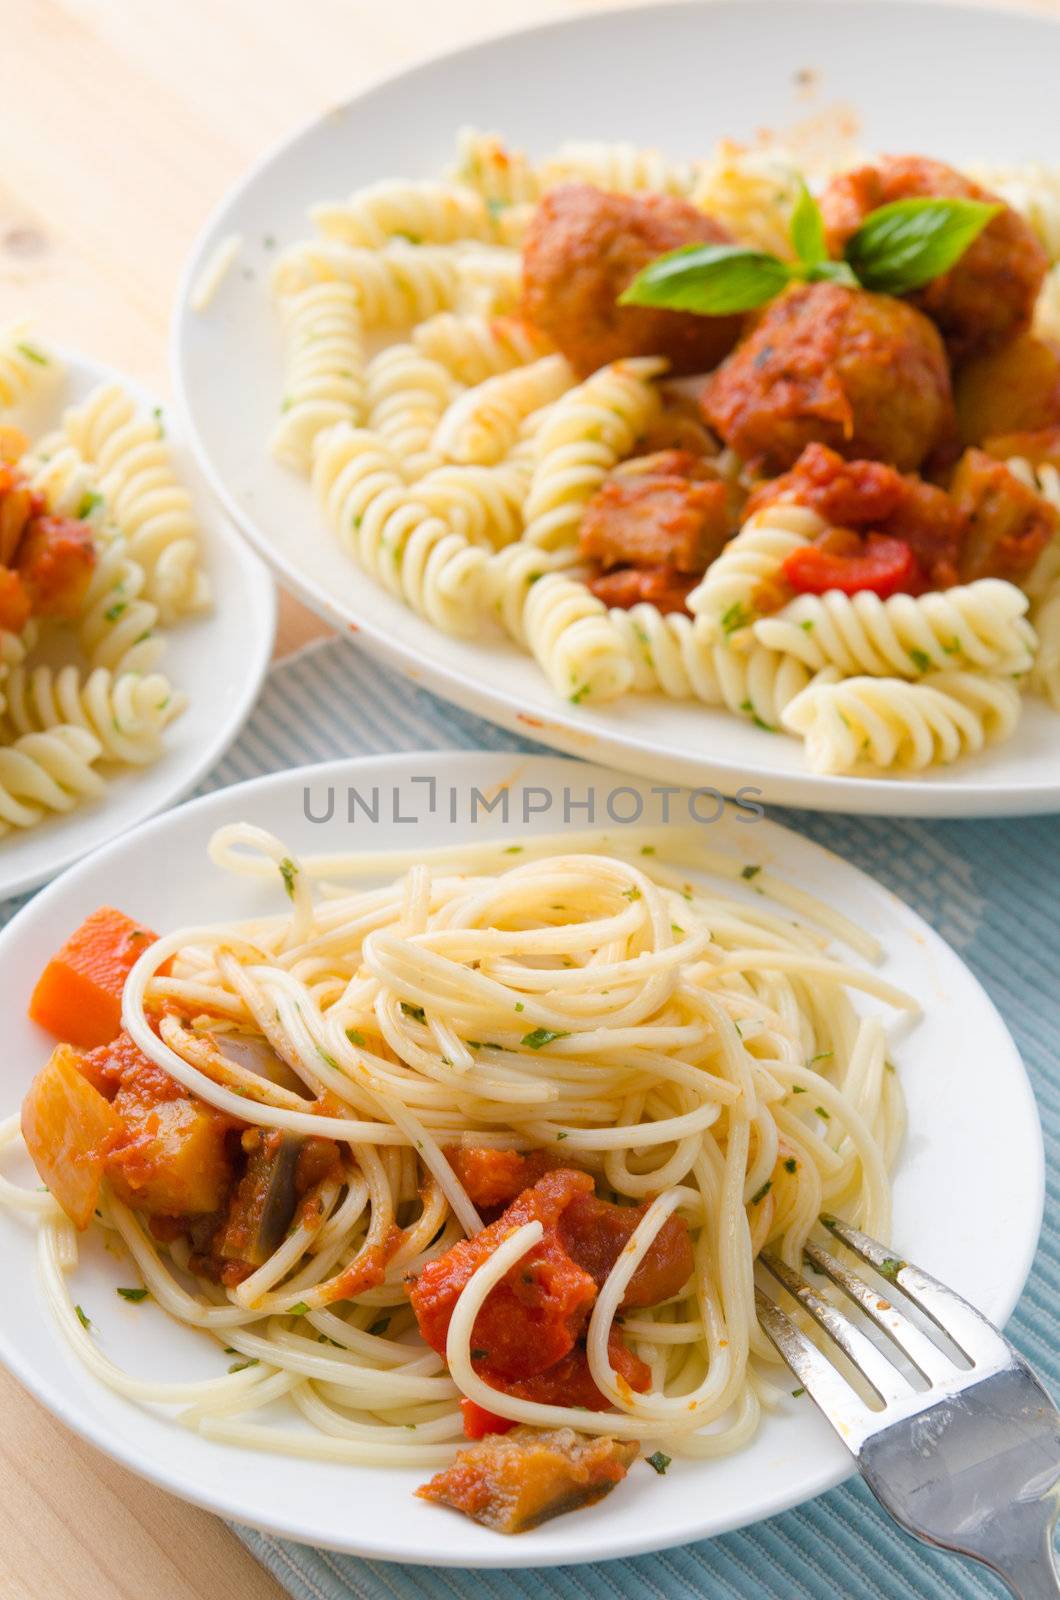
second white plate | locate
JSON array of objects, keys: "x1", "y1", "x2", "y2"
[
  {"x1": 0, "y1": 346, "x2": 276, "y2": 899},
  {"x1": 172, "y1": 0, "x2": 1060, "y2": 818}
]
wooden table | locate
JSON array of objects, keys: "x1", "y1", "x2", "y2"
[{"x1": 0, "y1": 0, "x2": 1051, "y2": 1595}]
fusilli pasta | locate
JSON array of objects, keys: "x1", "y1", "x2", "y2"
[
  {"x1": 270, "y1": 283, "x2": 365, "y2": 474},
  {"x1": 781, "y1": 671, "x2": 1023, "y2": 774},
  {"x1": 4, "y1": 664, "x2": 185, "y2": 765}
]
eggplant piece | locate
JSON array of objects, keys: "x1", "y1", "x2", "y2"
[
  {"x1": 214, "y1": 1129, "x2": 305, "y2": 1267},
  {"x1": 417, "y1": 1427, "x2": 639, "y2": 1532},
  {"x1": 214, "y1": 1033, "x2": 309, "y2": 1098}
]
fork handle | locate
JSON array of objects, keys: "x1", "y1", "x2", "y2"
[{"x1": 993, "y1": 1528, "x2": 1060, "y2": 1600}]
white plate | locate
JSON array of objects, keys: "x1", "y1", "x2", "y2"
[
  {"x1": 172, "y1": 0, "x2": 1060, "y2": 819},
  {"x1": 0, "y1": 751, "x2": 1043, "y2": 1566},
  {"x1": 0, "y1": 347, "x2": 276, "y2": 899}
]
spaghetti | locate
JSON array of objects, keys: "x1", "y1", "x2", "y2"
[{"x1": 4, "y1": 824, "x2": 911, "y2": 1522}]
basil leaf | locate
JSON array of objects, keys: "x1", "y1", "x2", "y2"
[
  {"x1": 790, "y1": 181, "x2": 826, "y2": 266},
  {"x1": 805, "y1": 258, "x2": 858, "y2": 288},
  {"x1": 844, "y1": 197, "x2": 1001, "y2": 295},
  {"x1": 619, "y1": 243, "x2": 794, "y2": 315}
]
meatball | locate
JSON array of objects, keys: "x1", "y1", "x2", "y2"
[
  {"x1": 521, "y1": 183, "x2": 742, "y2": 376},
  {"x1": 955, "y1": 333, "x2": 1060, "y2": 446},
  {"x1": 820, "y1": 155, "x2": 1047, "y2": 364},
  {"x1": 701, "y1": 281, "x2": 955, "y2": 475}
]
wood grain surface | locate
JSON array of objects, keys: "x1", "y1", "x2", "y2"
[{"x1": 0, "y1": 2, "x2": 1051, "y2": 1596}]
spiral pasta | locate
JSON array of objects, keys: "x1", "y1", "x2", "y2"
[
  {"x1": 781, "y1": 671, "x2": 1023, "y2": 774},
  {"x1": 3, "y1": 664, "x2": 186, "y2": 765},
  {"x1": 753, "y1": 579, "x2": 1036, "y2": 678},
  {"x1": 449, "y1": 127, "x2": 541, "y2": 207},
  {"x1": 0, "y1": 323, "x2": 61, "y2": 409},
  {"x1": 521, "y1": 570, "x2": 634, "y2": 704},
  {"x1": 411, "y1": 313, "x2": 554, "y2": 386},
  {"x1": 0, "y1": 725, "x2": 105, "y2": 833},
  {"x1": 364, "y1": 344, "x2": 456, "y2": 480},
  {"x1": 688, "y1": 505, "x2": 824, "y2": 641},
  {"x1": 310, "y1": 180, "x2": 498, "y2": 249},
  {"x1": 311, "y1": 425, "x2": 486, "y2": 634},
  {"x1": 412, "y1": 460, "x2": 530, "y2": 548},
  {"x1": 77, "y1": 533, "x2": 163, "y2": 676},
  {"x1": 432, "y1": 355, "x2": 575, "y2": 467},
  {"x1": 607, "y1": 605, "x2": 722, "y2": 702},
  {"x1": 62, "y1": 383, "x2": 210, "y2": 623},
  {"x1": 1030, "y1": 577, "x2": 1060, "y2": 708},
  {"x1": 271, "y1": 239, "x2": 461, "y2": 320},
  {"x1": 520, "y1": 358, "x2": 664, "y2": 551},
  {"x1": 270, "y1": 283, "x2": 365, "y2": 474},
  {"x1": 688, "y1": 142, "x2": 805, "y2": 257},
  {"x1": 538, "y1": 140, "x2": 693, "y2": 196}
]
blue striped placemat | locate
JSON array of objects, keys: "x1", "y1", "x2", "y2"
[{"x1": 16, "y1": 636, "x2": 1060, "y2": 1599}]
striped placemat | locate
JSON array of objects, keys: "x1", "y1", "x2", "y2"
[{"x1": 20, "y1": 636, "x2": 1060, "y2": 1598}]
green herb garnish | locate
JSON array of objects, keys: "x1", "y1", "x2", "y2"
[
  {"x1": 289, "y1": 1301, "x2": 310, "y2": 1316},
  {"x1": 521, "y1": 1028, "x2": 569, "y2": 1049},
  {"x1": 401, "y1": 1002, "x2": 426, "y2": 1023},
  {"x1": 116, "y1": 1287, "x2": 149, "y2": 1303},
  {"x1": 228, "y1": 1358, "x2": 259, "y2": 1373},
  {"x1": 645, "y1": 1450, "x2": 672, "y2": 1475},
  {"x1": 620, "y1": 190, "x2": 999, "y2": 315},
  {"x1": 750, "y1": 1179, "x2": 773, "y2": 1205},
  {"x1": 75, "y1": 1305, "x2": 91, "y2": 1329},
  {"x1": 740, "y1": 865, "x2": 761, "y2": 881},
  {"x1": 345, "y1": 1028, "x2": 366, "y2": 1047},
  {"x1": 278, "y1": 857, "x2": 298, "y2": 898}
]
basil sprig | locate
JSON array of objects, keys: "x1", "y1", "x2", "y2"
[{"x1": 620, "y1": 182, "x2": 1000, "y2": 317}]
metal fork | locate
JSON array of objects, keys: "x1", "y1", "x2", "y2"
[{"x1": 756, "y1": 1216, "x2": 1060, "y2": 1599}]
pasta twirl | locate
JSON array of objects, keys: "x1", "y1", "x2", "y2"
[{"x1": 3, "y1": 825, "x2": 911, "y2": 1503}]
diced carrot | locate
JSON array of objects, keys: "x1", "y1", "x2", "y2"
[
  {"x1": 29, "y1": 907, "x2": 158, "y2": 1049},
  {"x1": 21, "y1": 1044, "x2": 122, "y2": 1229}
]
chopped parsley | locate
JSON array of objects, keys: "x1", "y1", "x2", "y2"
[
  {"x1": 77, "y1": 490, "x2": 103, "y2": 519},
  {"x1": 75, "y1": 1305, "x2": 91, "y2": 1330},
  {"x1": 815, "y1": 1105, "x2": 831, "y2": 1120},
  {"x1": 740, "y1": 864, "x2": 761, "y2": 881},
  {"x1": 783, "y1": 1157, "x2": 798, "y2": 1174},
  {"x1": 104, "y1": 601, "x2": 127, "y2": 622},
  {"x1": 555, "y1": 1131, "x2": 569, "y2": 1141},
  {"x1": 369, "y1": 1317, "x2": 391, "y2": 1337},
  {"x1": 908, "y1": 648, "x2": 932, "y2": 674},
  {"x1": 622, "y1": 886, "x2": 641, "y2": 901},
  {"x1": 278, "y1": 857, "x2": 298, "y2": 898},
  {"x1": 721, "y1": 601, "x2": 750, "y2": 637},
  {"x1": 570, "y1": 683, "x2": 591, "y2": 705},
  {"x1": 750, "y1": 1179, "x2": 772, "y2": 1205},
  {"x1": 152, "y1": 405, "x2": 165, "y2": 435},
  {"x1": 645, "y1": 1450, "x2": 672, "y2": 1475},
  {"x1": 116, "y1": 1287, "x2": 149, "y2": 1303},
  {"x1": 514, "y1": 1002, "x2": 524, "y2": 1013},
  {"x1": 16, "y1": 340, "x2": 47, "y2": 365},
  {"x1": 228, "y1": 1358, "x2": 259, "y2": 1373},
  {"x1": 877, "y1": 1256, "x2": 903, "y2": 1282},
  {"x1": 791, "y1": 1387, "x2": 805, "y2": 1398},
  {"x1": 791, "y1": 1084, "x2": 807, "y2": 1094},
  {"x1": 345, "y1": 1028, "x2": 366, "y2": 1047},
  {"x1": 808, "y1": 1050, "x2": 833, "y2": 1065},
  {"x1": 503, "y1": 845, "x2": 523, "y2": 854},
  {"x1": 288, "y1": 1301, "x2": 310, "y2": 1316},
  {"x1": 315, "y1": 1044, "x2": 339, "y2": 1070},
  {"x1": 640, "y1": 845, "x2": 655, "y2": 856},
  {"x1": 520, "y1": 1028, "x2": 569, "y2": 1049},
  {"x1": 401, "y1": 1002, "x2": 426, "y2": 1023}
]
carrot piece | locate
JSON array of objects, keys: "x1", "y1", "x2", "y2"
[
  {"x1": 28, "y1": 907, "x2": 157, "y2": 1049},
  {"x1": 21, "y1": 1044, "x2": 122, "y2": 1229}
]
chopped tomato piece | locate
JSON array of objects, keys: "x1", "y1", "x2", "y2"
[
  {"x1": 29, "y1": 907, "x2": 158, "y2": 1049},
  {"x1": 0, "y1": 566, "x2": 31, "y2": 633},
  {"x1": 782, "y1": 534, "x2": 922, "y2": 598},
  {"x1": 409, "y1": 1169, "x2": 598, "y2": 1380},
  {"x1": 500, "y1": 1331, "x2": 651, "y2": 1410},
  {"x1": 417, "y1": 1426, "x2": 638, "y2": 1533},
  {"x1": 587, "y1": 564, "x2": 698, "y2": 614},
  {"x1": 15, "y1": 514, "x2": 96, "y2": 619},
  {"x1": 559, "y1": 1193, "x2": 694, "y2": 1309},
  {"x1": 21, "y1": 1044, "x2": 121, "y2": 1229},
  {"x1": 460, "y1": 1398, "x2": 518, "y2": 1440},
  {"x1": 0, "y1": 462, "x2": 41, "y2": 567},
  {"x1": 444, "y1": 1146, "x2": 564, "y2": 1210}
]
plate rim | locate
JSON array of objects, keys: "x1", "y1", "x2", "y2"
[
  {"x1": 0, "y1": 748, "x2": 1045, "y2": 1565},
  {"x1": 170, "y1": 0, "x2": 1060, "y2": 821},
  {"x1": 0, "y1": 342, "x2": 278, "y2": 899}
]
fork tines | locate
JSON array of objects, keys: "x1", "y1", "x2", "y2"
[{"x1": 756, "y1": 1215, "x2": 1012, "y2": 1447}]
